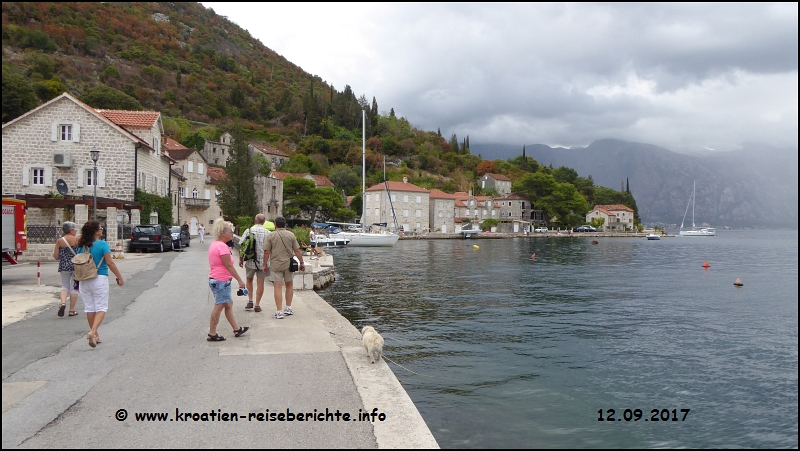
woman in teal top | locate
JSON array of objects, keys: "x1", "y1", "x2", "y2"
[{"x1": 77, "y1": 220, "x2": 124, "y2": 348}]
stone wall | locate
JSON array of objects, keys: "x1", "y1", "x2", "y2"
[
  {"x1": 366, "y1": 188, "x2": 430, "y2": 233},
  {"x1": 429, "y1": 198, "x2": 455, "y2": 233}
]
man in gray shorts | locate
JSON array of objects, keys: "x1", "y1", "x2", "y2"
[{"x1": 238, "y1": 214, "x2": 271, "y2": 312}]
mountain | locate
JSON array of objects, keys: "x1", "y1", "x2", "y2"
[{"x1": 472, "y1": 139, "x2": 798, "y2": 228}]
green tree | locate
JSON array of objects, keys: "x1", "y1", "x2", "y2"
[
  {"x1": 553, "y1": 166, "x2": 578, "y2": 184},
  {"x1": 281, "y1": 176, "x2": 318, "y2": 220},
  {"x1": 216, "y1": 124, "x2": 257, "y2": 220},
  {"x1": 512, "y1": 172, "x2": 558, "y2": 201},
  {"x1": 80, "y1": 85, "x2": 143, "y2": 110},
  {"x1": 282, "y1": 153, "x2": 320, "y2": 174},
  {"x1": 328, "y1": 164, "x2": 361, "y2": 194},
  {"x1": 480, "y1": 218, "x2": 498, "y2": 231},
  {"x1": 538, "y1": 182, "x2": 589, "y2": 228},
  {"x1": 2, "y1": 68, "x2": 38, "y2": 122},
  {"x1": 181, "y1": 133, "x2": 206, "y2": 152}
]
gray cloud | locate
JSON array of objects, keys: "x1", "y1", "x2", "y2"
[{"x1": 204, "y1": 2, "x2": 798, "y2": 153}]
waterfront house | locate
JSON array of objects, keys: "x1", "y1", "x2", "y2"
[
  {"x1": 428, "y1": 189, "x2": 456, "y2": 233},
  {"x1": 1, "y1": 92, "x2": 170, "y2": 224},
  {"x1": 587, "y1": 204, "x2": 634, "y2": 231},
  {"x1": 365, "y1": 177, "x2": 430, "y2": 233}
]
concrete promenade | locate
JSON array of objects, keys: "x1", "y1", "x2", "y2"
[{"x1": 1, "y1": 240, "x2": 438, "y2": 448}]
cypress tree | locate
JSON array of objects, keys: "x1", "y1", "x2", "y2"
[{"x1": 217, "y1": 123, "x2": 257, "y2": 220}]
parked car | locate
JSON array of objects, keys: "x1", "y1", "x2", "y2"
[
  {"x1": 169, "y1": 225, "x2": 191, "y2": 250},
  {"x1": 573, "y1": 225, "x2": 597, "y2": 232},
  {"x1": 534, "y1": 227, "x2": 548, "y2": 233},
  {"x1": 129, "y1": 224, "x2": 173, "y2": 253}
]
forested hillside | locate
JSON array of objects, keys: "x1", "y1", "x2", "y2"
[{"x1": 2, "y1": 2, "x2": 640, "y2": 228}]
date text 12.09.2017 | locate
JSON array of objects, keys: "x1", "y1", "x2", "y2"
[{"x1": 598, "y1": 408, "x2": 690, "y2": 422}]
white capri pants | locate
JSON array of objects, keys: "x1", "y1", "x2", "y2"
[{"x1": 80, "y1": 275, "x2": 109, "y2": 313}]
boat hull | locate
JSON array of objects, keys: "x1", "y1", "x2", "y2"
[
  {"x1": 646, "y1": 234, "x2": 661, "y2": 240},
  {"x1": 343, "y1": 233, "x2": 400, "y2": 247},
  {"x1": 679, "y1": 228, "x2": 716, "y2": 236}
]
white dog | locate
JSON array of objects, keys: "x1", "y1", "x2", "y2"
[{"x1": 361, "y1": 326, "x2": 384, "y2": 364}]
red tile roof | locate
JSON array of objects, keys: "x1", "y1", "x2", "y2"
[
  {"x1": 429, "y1": 189, "x2": 455, "y2": 199},
  {"x1": 95, "y1": 110, "x2": 160, "y2": 128},
  {"x1": 250, "y1": 142, "x2": 290, "y2": 157},
  {"x1": 366, "y1": 181, "x2": 429, "y2": 193},
  {"x1": 308, "y1": 174, "x2": 334, "y2": 187},
  {"x1": 595, "y1": 204, "x2": 634, "y2": 212},
  {"x1": 163, "y1": 137, "x2": 189, "y2": 151},
  {"x1": 484, "y1": 173, "x2": 511, "y2": 181},
  {"x1": 166, "y1": 148, "x2": 197, "y2": 161}
]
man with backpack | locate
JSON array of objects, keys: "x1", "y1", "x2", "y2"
[{"x1": 238, "y1": 214, "x2": 271, "y2": 312}]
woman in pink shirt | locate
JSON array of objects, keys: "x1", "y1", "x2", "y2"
[{"x1": 207, "y1": 220, "x2": 248, "y2": 341}]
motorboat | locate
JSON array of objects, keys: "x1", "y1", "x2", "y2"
[{"x1": 646, "y1": 234, "x2": 661, "y2": 240}]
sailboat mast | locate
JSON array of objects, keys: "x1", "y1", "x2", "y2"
[
  {"x1": 361, "y1": 109, "x2": 366, "y2": 228},
  {"x1": 692, "y1": 182, "x2": 697, "y2": 229}
]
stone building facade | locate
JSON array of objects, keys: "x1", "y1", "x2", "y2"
[
  {"x1": 365, "y1": 177, "x2": 430, "y2": 233},
  {"x1": 201, "y1": 132, "x2": 232, "y2": 166},
  {"x1": 428, "y1": 189, "x2": 456, "y2": 233},
  {"x1": 1, "y1": 93, "x2": 169, "y2": 225},
  {"x1": 164, "y1": 138, "x2": 222, "y2": 234},
  {"x1": 479, "y1": 173, "x2": 512, "y2": 195},
  {"x1": 587, "y1": 204, "x2": 634, "y2": 231}
]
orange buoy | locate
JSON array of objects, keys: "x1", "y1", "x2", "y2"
[
  {"x1": 702, "y1": 261, "x2": 710, "y2": 268},
  {"x1": 591, "y1": 240, "x2": 598, "y2": 245},
  {"x1": 734, "y1": 278, "x2": 743, "y2": 287}
]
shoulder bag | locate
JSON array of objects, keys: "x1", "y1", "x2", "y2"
[{"x1": 277, "y1": 232, "x2": 300, "y2": 272}]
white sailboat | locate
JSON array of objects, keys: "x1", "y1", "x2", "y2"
[
  {"x1": 679, "y1": 182, "x2": 716, "y2": 237},
  {"x1": 342, "y1": 110, "x2": 400, "y2": 247}
]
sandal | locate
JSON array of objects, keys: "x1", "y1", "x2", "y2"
[
  {"x1": 254, "y1": 306, "x2": 262, "y2": 312},
  {"x1": 233, "y1": 326, "x2": 249, "y2": 338},
  {"x1": 58, "y1": 304, "x2": 66, "y2": 317},
  {"x1": 69, "y1": 311, "x2": 79, "y2": 316},
  {"x1": 207, "y1": 334, "x2": 226, "y2": 342}
]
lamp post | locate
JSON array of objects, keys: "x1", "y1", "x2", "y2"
[{"x1": 90, "y1": 147, "x2": 100, "y2": 221}]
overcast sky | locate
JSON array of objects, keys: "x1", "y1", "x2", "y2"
[{"x1": 202, "y1": 3, "x2": 797, "y2": 154}]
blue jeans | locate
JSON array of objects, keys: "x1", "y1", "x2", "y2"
[{"x1": 209, "y1": 278, "x2": 232, "y2": 305}]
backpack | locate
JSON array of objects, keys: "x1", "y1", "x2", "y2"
[
  {"x1": 72, "y1": 246, "x2": 102, "y2": 281},
  {"x1": 239, "y1": 227, "x2": 259, "y2": 269}
]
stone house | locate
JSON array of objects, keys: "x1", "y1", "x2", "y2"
[
  {"x1": 1, "y1": 92, "x2": 169, "y2": 225},
  {"x1": 163, "y1": 137, "x2": 222, "y2": 235},
  {"x1": 264, "y1": 171, "x2": 336, "y2": 221},
  {"x1": 201, "y1": 131, "x2": 232, "y2": 166},
  {"x1": 249, "y1": 142, "x2": 290, "y2": 168},
  {"x1": 587, "y1": 204, "x2": 634, "y2": 230},
  {"x1": 366, "y1": 177, "x2": 430, "y2": 233},
  {"x1": 428, "y1": 189, "x2": 455, "y2": 233},
  {"x1": 479, "y1": 173, "x2": 512, "y2": 195}
]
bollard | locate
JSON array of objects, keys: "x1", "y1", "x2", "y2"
[{"x1": 37, "y1": 261, "x2": 41, "y2": 286}]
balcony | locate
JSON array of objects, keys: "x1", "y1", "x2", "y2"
[{"x1": 183, "y1": 198, "x2": 210, "y2": 209}]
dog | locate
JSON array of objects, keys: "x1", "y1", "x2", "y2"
[{"x1": 361, "y1": 326, "x2": 384, "y2": 364}]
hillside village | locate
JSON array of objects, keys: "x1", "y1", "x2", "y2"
[{"x1": 2, "y1": 92, "x2": 640, "y2": 242}]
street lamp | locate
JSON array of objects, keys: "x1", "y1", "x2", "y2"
[{"x1": 90, "y1": 147, "x2": 100, "y2": 221}]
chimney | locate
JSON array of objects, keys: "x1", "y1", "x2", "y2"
[{"x1": 402, "y1": 176, "x2": 408, "y2": 184}]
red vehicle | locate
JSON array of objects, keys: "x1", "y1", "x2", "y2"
[{"x1": 2, "y1": 198, "x2": 27, "y2": 265}]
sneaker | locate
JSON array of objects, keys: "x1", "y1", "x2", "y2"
[
  {"x1": 274, "y1": 311, "x2": 284, "y2": 319},
  {"x1": 245, "y1": 301, "x2": 254, "y2": 310},
  {"x1": 283, "y1": 306, "x2": 294, "y2": 316}
]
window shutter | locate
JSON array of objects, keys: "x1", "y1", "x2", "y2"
[
  {"x1": 72, "y1": 123, "x2": 80, "y2": 142},
  {"x1": 50, "y1": 123, "x2": 58, "y2": 141},
  {"x1": 187, "y1": 161, "x2": 193, "y2": 173},
  {"x1": 198, "y1": 163, "x2": 204, "y2": 174},
  {"x1": 44, "y1": 167, "x2": 53, "y2": 186},
  {"x1": 184, "y1": 187, "x2": 188, "y2": 198},
  {"x1": 98, "y1": 169, "x2": 106, "y2": 188},
  {"x1": 205, "y1": 189, "x2": 210, "y2": 200},
  {"x1": 22, "y1": 166, "x2": 30, "y2": 186},
  {"x1": 77, "y1": 167, "x2": 85, "y2": 187}
]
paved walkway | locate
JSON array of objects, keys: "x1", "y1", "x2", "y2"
[{"x1": 2, "y1": 241, "x2": 438, "y2": 448}]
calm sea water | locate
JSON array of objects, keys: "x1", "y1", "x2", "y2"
[{"x1": 318, "y1": 230, "x2": 798, "y2": 448}]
